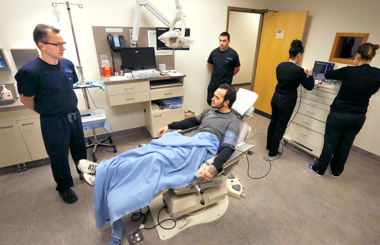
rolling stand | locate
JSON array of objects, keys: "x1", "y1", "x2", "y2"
[{"x1": 87, "y1": 130, "x2": 117, "y2": 162}]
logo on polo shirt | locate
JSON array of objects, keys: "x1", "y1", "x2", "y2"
[{"x1": 65, "y1": 69, "x2": 73, "y2": 73}]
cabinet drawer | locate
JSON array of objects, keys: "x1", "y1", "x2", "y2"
[
  {"x1": 0, "y1": 121, "x2": 31, "y2": 167},
  {"x1": 291, "y1": 112, "x2": 326, "y2": 134},
  {"x1": 301, "y1": 92, "x2": 334, "y2": 106},
  {"x1": 151, "y1": 108, "x2": 184, "y2": 125},
  {"x1": 298, "y1": 97, "x2": 331, "y2": 112},
  {"x1": 287, "y1": 123, "x2": 324, "y2": 150},
  {"x1": 108, "y1": 91, "x2": 150, "y2": 106},
  {"x1": 297, "y1": 103, "x2": 329, "y2": 122},
  {"x1": 106, "y1": 81, "x2": 149, "y2": 95},
  {"x1": 17, "y1": 118, "x2": 48, "y2": 161},
  {"x1": 150, "y1": 87, "x2": 184, "y2": 100}
]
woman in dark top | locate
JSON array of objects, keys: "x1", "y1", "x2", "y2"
[
  {"x1": 308, "y1": 43, "x2": 380, "y2": 177},
  {"x1": 267, "y1": 40, "x2": 315, "y2": 156}
]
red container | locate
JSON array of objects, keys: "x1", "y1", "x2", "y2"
[{"x1": 102, "y1": 66, "x2": 112, "y2": 77}]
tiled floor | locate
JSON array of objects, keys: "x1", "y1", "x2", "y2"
[{"x1": 1, "y1": 113, "x2": 379, "y2": 245}]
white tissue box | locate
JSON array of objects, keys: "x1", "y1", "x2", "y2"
[{"x1": 132, "y1": 69, "x2": 159, "y2": 79}]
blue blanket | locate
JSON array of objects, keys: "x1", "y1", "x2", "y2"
[{"x1": 94, "y1": 132, "x2": 219, "y2": 228}]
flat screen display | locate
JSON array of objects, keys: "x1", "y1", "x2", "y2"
[
  {"x1": 312, "y1": 61, "x2": 335, "y2": 76},
  {"x1": 156, "y1": 27, "x2": 190, "y2": 50},
  {"x1": 120, "y1": 47, "x2": 156, "y2": 70}
]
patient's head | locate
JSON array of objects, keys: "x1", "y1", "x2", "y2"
[{"x1": 211, "y1": 84, "x2": 236, "y2": 111}]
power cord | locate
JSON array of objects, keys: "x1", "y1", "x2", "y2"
[{"x1": 130, "y1": 205, "x2": 176, "y2": 236}]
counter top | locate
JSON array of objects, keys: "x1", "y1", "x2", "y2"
[
  {"x1": 102, "y1": 74, "x2": 186, "y2": 86},
  {"x1": 0, "y1": 98, "x2": 27, "y2": 112}
]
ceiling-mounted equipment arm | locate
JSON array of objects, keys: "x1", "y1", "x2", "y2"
[{"x1": 131, "y1": 0, "x2": 172, "y2": 47}]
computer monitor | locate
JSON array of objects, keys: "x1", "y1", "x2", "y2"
[
  {"x1": 120, "y1": 47, "x2": 156, "y2": 71},
  {"x1": 312, "y1": 61, "x2": 335, "y2": 78}
]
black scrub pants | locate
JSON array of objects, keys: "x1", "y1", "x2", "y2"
[
  {"x1": 40, "y1": 108, "x2": 87, "y2": 191},
  {"x1": 267, "y1": 104, "x2": 293, "y2": 156},
  {"x1": 207, "y1": 83, "x2": 219, "y2": 106},
  {"x1": 312, "y1": 111, "x2": 366, "y2": 176}
]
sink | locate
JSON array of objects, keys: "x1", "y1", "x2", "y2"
[{"x1": 0, "y1": 97, "x2": 18, "y2": 106}]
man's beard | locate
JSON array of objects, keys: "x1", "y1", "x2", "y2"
[{"x1": 211, "y1": 103, "x2": 223, "y2": 109}]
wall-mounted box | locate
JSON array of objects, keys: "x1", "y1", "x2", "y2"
[
  {"x1": 11, "y1": 49, "x2": 39, "y2": 70},
  {"x1": 0, "y1": 48, "x2": 11, "y2": 71}
]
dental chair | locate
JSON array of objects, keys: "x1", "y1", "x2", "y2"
[{"x1": 149, "y1": 88, "x2": 258, "y2": 240}]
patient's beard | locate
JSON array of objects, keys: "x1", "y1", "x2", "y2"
[{"x1": 211, "y1": 103, "x2": 223, "y2": 109}]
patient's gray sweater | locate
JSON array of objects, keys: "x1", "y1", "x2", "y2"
[{"x1": 168, "y1": 107, "x2": 240, "y2": 169}]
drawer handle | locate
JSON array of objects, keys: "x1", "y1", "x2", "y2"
[
  {"x1": 125, "y1": 87, "x2": 134, "y2": 90},
  {"x1": 310, "y1": 97, "x2": 319, "y2": 101},
  {"x1": 302, "y1": 121, "x2": 311, "y2": 125},
  {"x1": 154, "y1": 115, "x2": 162, "y2": 118},
  {"x1": 165, "y1": 93, "x2": 172, "y2": 95},
  {"x1": 300, "y1": 133, "x2": 308, "y2": 137},
  {"x1": 312, "y1": 92, "x2": 321, "y2": 96},
  {"x1": 309, "y1": 103, "x2": 318, "y2": 106},
  {"x1": 1, "y1": 125, "x2": 13, "y2": 129},
  {"x1": 126, "y1": 98, "x2": 135, "y2": 100},
  {"x1": 306, "y1": 111, "x2": 315, "y2": 114},
  {"x1": 22, "y1": 122, "x2": 34, "y2": 126}
]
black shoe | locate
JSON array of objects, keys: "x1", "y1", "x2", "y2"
[
  {"x1": 268, "y1": 151, "x2": 282, "y2": 157},
  {"x1": 59, "y1": 188, "x2": 78, "y2": 204}
]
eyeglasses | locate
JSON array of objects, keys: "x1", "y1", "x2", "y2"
[{"x1": 41, "y1": 42, "x2": 66, "y2": 48}]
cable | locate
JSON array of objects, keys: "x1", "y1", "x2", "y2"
[
  {"x1": 230, "y1": 146, "x2": 271, "y2": 179},
  {"x1": 130, "y1": 205, "x2": 176, "y2": 236}
]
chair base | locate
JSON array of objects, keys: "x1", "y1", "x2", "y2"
[{"x1": 150, "y1": 194, "x2": 228, "y2": 240}]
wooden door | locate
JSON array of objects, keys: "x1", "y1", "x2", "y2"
[{"x1": 253, "y1": 11, "x2": 309, "y2": 114}]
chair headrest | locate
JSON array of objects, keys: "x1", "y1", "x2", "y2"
[{"x1": 231, "y1": 88, "x2": 259, "y2": 118}]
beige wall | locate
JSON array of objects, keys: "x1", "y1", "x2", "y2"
[
  {"x1": 0, "y1": 0, "x2": 268, "y2": 134},
  {"x1": 1, "y1": 0, "x2": 379, "y2": 155},
  {"x1": 264, "y1": 0, "x2": 380, "y2": 156}
]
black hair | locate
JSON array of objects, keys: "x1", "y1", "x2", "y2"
[
  {"x1": 356, "y1": 42, "x2": 380, "y2": 61},
  {"x1": 220, "y1": 32, "x2": 230, "y2": 41},
  {"x1": 289, "y1": 39, "x2": 304, "y2": 58},
  {"x1": 219, "y1": 84, "x2": 236, "y2": 108},
  {"x1": 33, "y1": 24, "x2": 60, "y2": 48}
]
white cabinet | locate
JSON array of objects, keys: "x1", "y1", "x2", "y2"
[
  {"x1": 283, "y1": 84, "x2": 339, "y2": 158},
  {"x1": 0, "y1": 121, "x2": 31, "y2": 167},
  {"x1": 0, "y1": 109, "x2": 48, "y2": 168},
  {"x1": 104, "y1": 75, "x2": 186, "y2": 138},
  {"x1": 17, "y1": 118, "x2": 48, "y2": 161},
  {"x1": 143, "y1": 85, "x2": 185, "y2": 138}
]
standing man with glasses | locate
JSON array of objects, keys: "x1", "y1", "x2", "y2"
[{"x1": 15, "y1": 24, "x2": 87, "y2": 204}]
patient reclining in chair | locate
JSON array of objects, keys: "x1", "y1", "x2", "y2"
[{"x1": 84, "y1": 84, "x2": 239, "y2": 245}]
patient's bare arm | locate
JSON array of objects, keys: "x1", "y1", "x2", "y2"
[{"x1": 199, "y1": 165, "x2": 217, "y2": 181}]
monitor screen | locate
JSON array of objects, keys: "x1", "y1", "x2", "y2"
[
  {"x1": 120, "y1": 47, "x2": 156, "y2": 70},
  {"x1": 312, "y1": 61, "x2": 335, "y2": 76},
  {"x1": 156, "y1": 27, "x2": 190, "y2": 50}
]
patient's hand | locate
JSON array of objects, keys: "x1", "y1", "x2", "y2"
[
  {"x1": 158, "y1": 125, "x2": 169, "y2": 137},
  {"x1": 199, "y1": 165, "x2": 217, "y2": 181}
]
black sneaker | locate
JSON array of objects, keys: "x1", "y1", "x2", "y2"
[{"x1": 59, "y1": 188, "x2": 78, "y2": 204}]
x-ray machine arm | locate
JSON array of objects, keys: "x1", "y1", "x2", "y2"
[{"x1": 131, "y1": 0, "x2": 184, "y2": 47}]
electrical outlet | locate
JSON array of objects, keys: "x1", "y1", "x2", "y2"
[
  {"x1": 159, "y1": 63, "x2": 166, "y2": 71},
  {"x1": 127, "y1": 230, "x2": 145, "y2": 245}
]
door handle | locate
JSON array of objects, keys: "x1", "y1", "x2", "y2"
[{"x1": 1, "y1": 125, "x2": 13, "y2": 129}]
